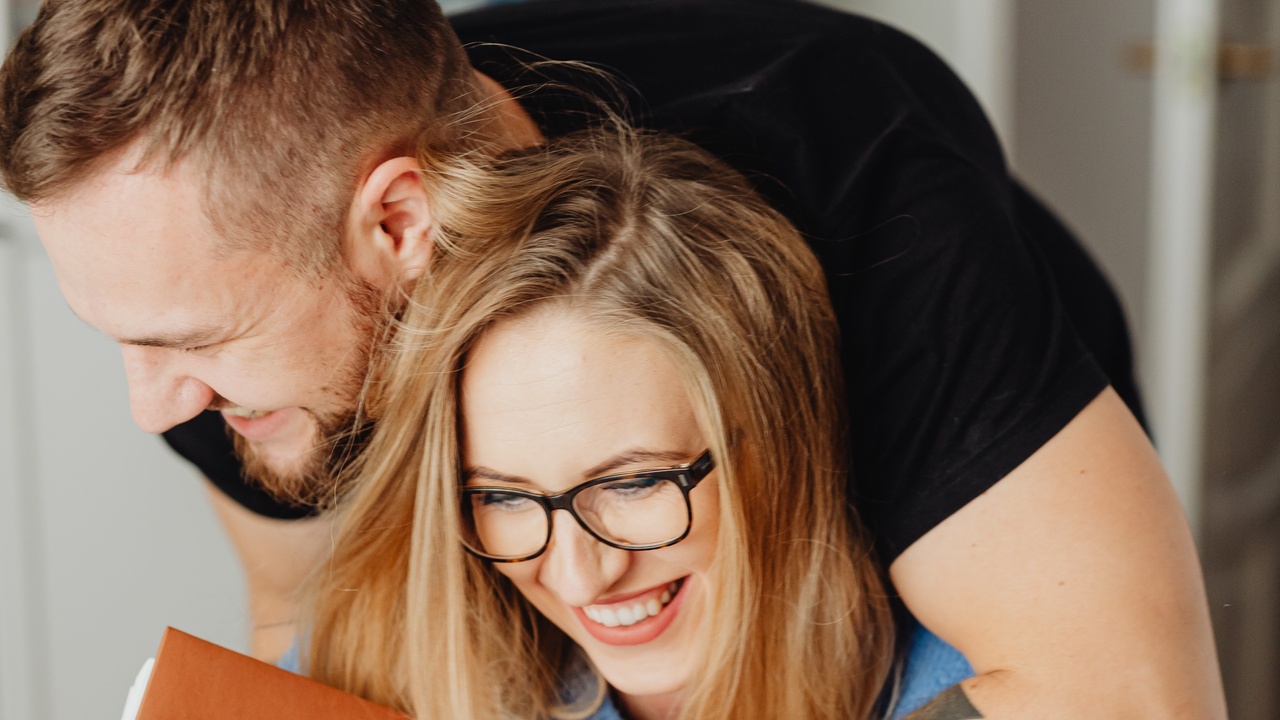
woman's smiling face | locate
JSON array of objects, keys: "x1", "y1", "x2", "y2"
[{"x1": 459, "y1": 305, "x2": 720, "y2": 705}]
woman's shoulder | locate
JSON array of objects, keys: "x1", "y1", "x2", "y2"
[
  {"x1": 581, "y1": 696, "x2": 626, "y2": 720},
  {"x1": 559, "y1": 663, "x2": 626, "y2": 720}
]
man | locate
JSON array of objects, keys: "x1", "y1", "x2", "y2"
[{"x1": 0, "y1": 0, "x2": 1225, "y2": 718}]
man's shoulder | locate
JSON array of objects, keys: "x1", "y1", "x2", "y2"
[
  {"x1": 454, "y1": 0, "x2": 1000, "y2": 222},
  {"x1": 451, "y1": 0, "x2": 931, "y2": 91},
  {"x1": 451, "y1": 0, "x2": 878, "y2": 43}
]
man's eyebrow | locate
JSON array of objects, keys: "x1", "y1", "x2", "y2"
[
  {"x1": 116, "y1": 326, "x2": 226, "y2": 349},
  {"x1": 63, "y1": 300, "x2": 224, "y2": 349}
]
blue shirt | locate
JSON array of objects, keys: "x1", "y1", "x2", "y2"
[
  {"x1": 572, "y1": 622, "x2": 973, "y2": 719},
  {"x1": 274, "y1": 622, "x2": 973, "y2": 719}
]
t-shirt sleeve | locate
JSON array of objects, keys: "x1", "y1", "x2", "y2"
[
  {"x1": 782, "y1": 25, "x2": 1112, "y2": 561},
  {"x1": 825, "y1": 150, "x2": 1110, "y2": 561},
  {"x1": 161, "y1": 411, "x2": 318, "y2": 520},
  {"x1": 633, "y1": 11, "x2": 1115, "y2": 561}
]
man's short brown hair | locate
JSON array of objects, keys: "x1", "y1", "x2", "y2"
[{"x1": 0, "y1": 0, "x2": 480, "y2": 272}]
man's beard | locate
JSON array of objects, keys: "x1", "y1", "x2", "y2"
[
  {"x1": 231, "y1": 274, "x2": 388, "y2": 508},
  {"x1": 231, "y1": 409, "x2": 374, "y2": 509}
]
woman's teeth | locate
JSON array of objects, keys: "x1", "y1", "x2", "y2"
[
  {"x1": 582, "y1": 580, "x2": 681, "y2": 628},
  {"x1": 223, "y1": 407, "x2": 271, "y2": 419}
]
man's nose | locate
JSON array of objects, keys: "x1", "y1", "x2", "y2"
[
  {"x1": 120, "y1": 345, "x2": 216, "y2": 434},
  {"x1": 538, "y1": 511, "x2": 629, "y2": 608}
]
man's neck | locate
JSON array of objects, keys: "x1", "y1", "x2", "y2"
[{"x1": 472, "y1": 70, "x2": 545, "y2": 151}]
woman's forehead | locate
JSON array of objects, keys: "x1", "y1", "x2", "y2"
[{"x1": 459, "y1": 307, "x2": 702, "y2": 486}]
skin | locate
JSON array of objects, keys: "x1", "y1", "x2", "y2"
[
  {"x1": 893, "y1": 388, "x2": 1227, "y2": 719},
  {"x1": 31, "y1": 151, "x2": 373, "y2": 474},
  {"x1": 31, "y1": 69, "x2": 533, "y2": 484},
  {"x1": 460, "y1": 307, "x2": 718, "y2": 720},
  {"x1": 202, "y1": 481, "x2": 335, "y2": 658},
  {"x1": 26, "y1": 66, "x2": 1226, "y2": 714},
  {"x1": 29, "y1": 147, "x2": 434, "y2": 659}
]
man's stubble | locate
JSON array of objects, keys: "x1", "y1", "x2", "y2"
[{"x1": 232, "y1": 273, "x2": 388, "y2": 508}]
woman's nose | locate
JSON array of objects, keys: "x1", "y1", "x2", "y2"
[{"x1": 537, "y1": 510, "x2": 629, "y2": 607}]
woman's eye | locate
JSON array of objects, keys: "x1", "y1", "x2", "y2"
[
  {"x1": 479, "y1": 493, "x2": 536, "y2": 512},
  {"x1": 601, "y1": 476, "x2": 663, "y2": 498}
]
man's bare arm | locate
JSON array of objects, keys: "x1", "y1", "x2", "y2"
[
  {"x1": 891, "y1": 387, "x2": 1227, "y2": 719},
  {"x1": 203, "y1": 480, "x2": 332, "y2": 663}
]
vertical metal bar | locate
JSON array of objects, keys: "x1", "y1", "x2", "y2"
[{"x1": 1144, "y1": 0, "x2": 1220, "y2": 534}]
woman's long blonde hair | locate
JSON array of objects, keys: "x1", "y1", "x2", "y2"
[{"x1": 305, "y1": 128, "x2": 894, "y2": 719}]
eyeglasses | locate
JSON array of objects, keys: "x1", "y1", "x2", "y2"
[{"x1": 460, "y1": 451, "x2": 715, "y2": 563}]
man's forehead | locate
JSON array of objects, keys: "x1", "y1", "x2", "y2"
[
  {"x1": 38, "y1": 139, "x2": 181, "y2": 200},
  {"x1": 30, "y1": 164, "x2": 286, "y2": 346},
  {"x1": 63, "y1": 298, "x2": 235, "y2": 350},
  {"x1": 36, "y1": 155, "x2": 218, "y2": 238},
  {"x1": 48, "y1": 240, "x2": 249, "y2": 341}
]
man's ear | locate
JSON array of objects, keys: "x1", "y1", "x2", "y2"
[{"x1": 346, "y1": 156, "x2": 434, "y2": 288}]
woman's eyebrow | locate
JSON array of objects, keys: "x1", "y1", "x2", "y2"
[
  {"x1": 582, "y1": 449, "x2": 693, "y2": 479},
  {"x1": 462, "y1": 467, "x2": 534, "y2": 487},
  {"x1": 463, "y1": 449, "x2": 695, "y2": 486}
]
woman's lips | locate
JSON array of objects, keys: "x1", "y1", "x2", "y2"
[{"x1": 572, "y1": 577, "x2": 689, "y2": 647}]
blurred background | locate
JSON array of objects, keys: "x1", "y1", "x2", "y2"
[{"x1": 0, "y1": 0, "x2": 1276, "y2": 718}]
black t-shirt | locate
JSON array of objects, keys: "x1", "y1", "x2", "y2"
[{"x1": 163, "y1": 0, "x2": 1141, "y2": 563}]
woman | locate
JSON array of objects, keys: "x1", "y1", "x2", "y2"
[{"x1": 300, "y1": 128, "x2": 968, "y2": 719}]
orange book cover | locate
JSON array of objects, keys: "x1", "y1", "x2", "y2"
[{"x1": 129, "y1": 628, "x2": 408, "y2": 720}]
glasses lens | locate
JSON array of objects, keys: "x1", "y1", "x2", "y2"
[
  {"x1": 574, "y1": 475, "x2": 690, "y2": 547},
  {"x1": 463, "y1": 491, "x2": 548, "y2": 559}
]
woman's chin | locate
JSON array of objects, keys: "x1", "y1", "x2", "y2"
[
  {"x1": 577, "y1": 576, "x2": 703, "y2": 701},
  {"x1": 598, "y1": 663, "x2": 688, "y2": 703}
]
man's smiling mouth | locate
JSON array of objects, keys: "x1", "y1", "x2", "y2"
[
  {"x1": 221, "y1": 406, "x2": 272, "y2": 420},
  {"x1": 219, "y1": 406, "x2": 299, "y2": 444}
]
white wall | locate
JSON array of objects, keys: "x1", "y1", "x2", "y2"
[
  {"x1": 0, "y1": 197, "x2": 45, "y2": 720},
  {"x1": 0, "y1": 196, "x2": 247, "y2": 720},
  {"x1": 1014, "y1": 0, "x2": 1157, "y2": 367}
]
